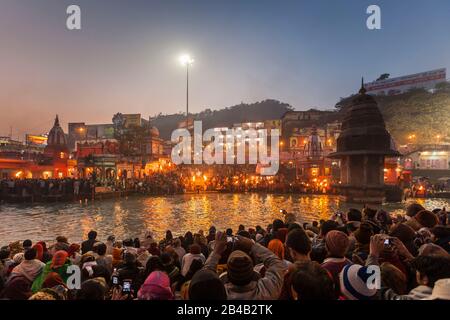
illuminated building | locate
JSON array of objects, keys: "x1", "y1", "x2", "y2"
[
  {"x1": 280, "y1": 109, "x2": 340, "y2": 152},
  {"x1": 42, "y1": 115, "x2": 71, "y2": 178},
  {"x1": 295, "y1": 126, "x2": 333, "y2": 191},
  {"x1": 364, "y1": 68, "x2": 446, "y2": 96}
]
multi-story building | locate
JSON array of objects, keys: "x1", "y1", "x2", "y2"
[{"x1": 364, "y1": 68, "x2": 446, "y2": 96}]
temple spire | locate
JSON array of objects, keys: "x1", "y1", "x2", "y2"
[
  {"x1": 54, "y1": 114, "x2": 60, "y2": 127},
  {"x1": 359, "y1": 77, "x2": 366, "y2": 95}
]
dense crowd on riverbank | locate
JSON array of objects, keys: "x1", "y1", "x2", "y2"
[
  {"x1": 0, "y1": 171, "x2": 320, "y2": 203},
  {"x1": 0, "y1": 178, "x2": 95, "y2": 199},
  {"x1": 1, "y1": 202, "x2": 449, "y2": 300}
]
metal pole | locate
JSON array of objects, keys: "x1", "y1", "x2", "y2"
[{"x1": 186, "y1": 63, "x2": 189, "y2": 124}]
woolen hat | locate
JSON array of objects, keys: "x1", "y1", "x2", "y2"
[
  {"x1": 325, "y1": 230, "x2": 349, "y2": 257},
  {"x1": 406, "y1": 203, "x2": 426, "y2": 217},
  {"x1": 354, "y1": 223, "x2": 373, "y2": 245},
  {"x1": 389, "y1": 223, "x2": 416, "y2": 243},
  {"x1": 189, "y1": 269, "x2": 227, "y2": 300},
  {"x1": 138, "y1": 271, "x2": 173, "y2": 300},
  {"x1": 227, "y1": 250, "x2": 254, "y2": 286},
  {"x1": 339, "y1": 264, "x2": 378, "y2": 300},
  {"x1": 415, "y1": 210, "x2": 439, "y2": 228}
]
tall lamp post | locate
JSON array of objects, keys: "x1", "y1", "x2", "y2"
[{"x1": 179, "y1": 54, "x2": 194, "y2": 127}]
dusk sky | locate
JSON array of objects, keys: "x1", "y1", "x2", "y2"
[{"x1": 1, "y1": 0, "x2": 449, "y2": 138}]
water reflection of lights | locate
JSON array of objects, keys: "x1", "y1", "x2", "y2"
[{"x1": 1, "y1": 195, "x2": 449, "y2": 243}]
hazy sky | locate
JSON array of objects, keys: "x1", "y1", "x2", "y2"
[{"x1": 1, "y1": 0, "x2": 449, "y2": 138}]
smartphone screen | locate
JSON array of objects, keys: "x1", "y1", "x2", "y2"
[
  {"x1": 122, "y1": 281, "x2": 131, "y2": 292},
  {"x1": 112, "y1": 276, "x2": 118, "y2": 285}
]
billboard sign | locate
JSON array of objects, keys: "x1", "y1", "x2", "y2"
[{"x1": 26, "y1": 134, "x2": 48, "y2": 146}]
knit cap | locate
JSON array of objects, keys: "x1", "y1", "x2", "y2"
[
  {"x1": 415, "y1": 210, "x2": 439, "y2": 228},
  {"x1": 389, "y1": 223, "x2": 416, "y2": 243},
  {"x1": 406, "y1": 203, "x2": 426, "y2": 217},
  {"x1": 325, "y1": 230, "x2": 349, "y2": 257},
  {"x1": 339, "y1": 264, "x2": 378, "y2": 300},
  {"x1": 227, "y1": 250, "x2": 254, "y2": 286},
  {"x1": 354, "y1": 223, "x2": 373, "y2": 245}
]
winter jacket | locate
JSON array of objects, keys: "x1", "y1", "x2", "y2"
[
  {"x1": 383, "y1": 285, "x2": 432, "y2": 300},
  {"x1": 204, "y1": 243, "x2": 287, "y2": 300}
]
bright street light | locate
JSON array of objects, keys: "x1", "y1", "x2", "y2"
[{"x1": 179, "y1": 54, "x2": 194, "y2": 66}]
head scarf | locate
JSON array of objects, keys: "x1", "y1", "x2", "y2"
[
  {"x1": 268, "y1": 239, "x2": 285, "y2": 260},
  {"x1": 36, "y1": 241, "x2": 48, "y2": 252},
  {"x1": 42, "y1": 272, "x2": 66, "y2": 289},
  {"x1": 67, "y1": 243, "x2": 80, "y2": 258},
  {"x1": 33, "y1": 243, "x2": 44, "y2": 261},
  {"x1": 51, "y1": 251, "x2": 68, "y2": 269},
  {"x1": 112, "y1": 247, "x2": 123, "y2": 267},
  {"x1": 137, "y1": 271, "x2": 173, "y2": 300},
  {"x1": 11, "y1": 258, "x2": 44, "y2": 282}
]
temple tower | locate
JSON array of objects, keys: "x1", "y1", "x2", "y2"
[{"x1": 329, "y1": 80, "x2": 399, "y2": 204}]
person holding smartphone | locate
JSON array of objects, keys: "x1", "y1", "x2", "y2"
[{"x1": 203, "y1": 231, "x2": 287, "y2": 300}]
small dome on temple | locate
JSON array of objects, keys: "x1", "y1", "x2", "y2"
[
  {"x1": 44, "y1": 115, "x2": 69, "y2": 157},
  {"x1": 47, "y1": 115, "x2": 67, "y2": 147}
]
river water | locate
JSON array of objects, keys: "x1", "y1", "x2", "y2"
[{"x1": 0, "y1": 193, "x2": 448, "y2": 244}]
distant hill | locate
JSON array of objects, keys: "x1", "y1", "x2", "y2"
[
  {"x1": 336, "y1": 82, "x2": 450, "y2": 145},
  {"x1": 151, "y1": 99, "x2": 294, "y2": 140},
  {"x1": 152, "y1": 83, "x2": 450, "y2": 144}
]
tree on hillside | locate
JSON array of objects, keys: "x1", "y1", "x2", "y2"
[
  {"x1": 335, "y1": 86, "x2": 450, "y2": 145},
  {"x1": 151, "y1": 99, "x2": 294, "y2": 140}
]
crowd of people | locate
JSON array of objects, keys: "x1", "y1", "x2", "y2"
[
  {"x1": 1, "y1": 202, "x2": 449, "y2": 300},
  {"x1": 0, "y1": 165, "x2": 322, "y2": 203},
  {"x1": 0, "y1": 178, "x2": 95, "y2": 201},
  {"x1": 175, "y1": 165, "x2": 306, "y2": 193}
]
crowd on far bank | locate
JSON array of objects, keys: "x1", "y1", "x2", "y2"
[
  {"x1": 0, "y1": 169, "x2": 319, "y2": 203},
  {"x1": 0, "y1": 178, "x2": 95, "y2": 200},
  {"x1": 1, "y1": 202, "x2": 450, "y2": 301}
]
